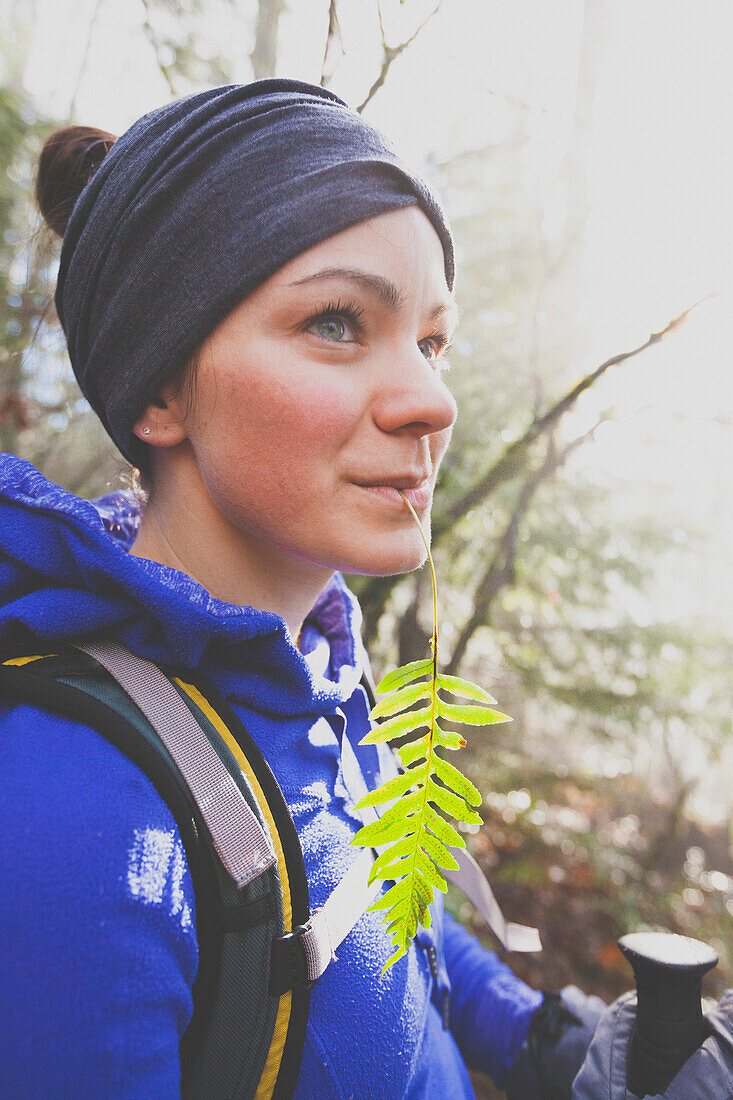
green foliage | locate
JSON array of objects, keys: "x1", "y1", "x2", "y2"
[
  {"x1": 351, "y1": 494, "x2": 510, "y2": 973},
  {"x1": 0, "y1": 81, "x2": 121, "y2": 490}
]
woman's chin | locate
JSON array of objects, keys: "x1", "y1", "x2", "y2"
[{"x1": 340, "y1": 539, "x2": 429, "y2": 578}]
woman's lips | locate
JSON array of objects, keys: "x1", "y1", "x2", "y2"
[{"x1": 358, "y1": 481, "x2": 432, "y2": 509}]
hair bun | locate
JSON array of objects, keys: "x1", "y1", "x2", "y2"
[{"x1": 36, "y1": 125, "x2": 117, "y2": 239}]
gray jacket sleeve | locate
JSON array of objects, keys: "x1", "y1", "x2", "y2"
[{"x1": 572, "y1": 989, "x2": 733, "y2": 1100}]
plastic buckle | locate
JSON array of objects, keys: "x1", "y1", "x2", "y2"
[{"x1": 270, "y1": 920, "x2": 316, "y2": 995}]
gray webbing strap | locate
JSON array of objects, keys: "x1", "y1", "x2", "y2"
[
  {"x1": 297, "y1": 732, "x2": 384, "y2": 980},
  {"x1": 300, "y1": 848, "x2": 381, "y2": 981},
  {"x1": 446, "y1": 847, "x2": 542, "y2": 953},
  {"x1": 73, "y1": 639, "x2": 276, "y2": 889},
  {"x1": 298, "y1": 839, "x2": 540, "y2": 983}
]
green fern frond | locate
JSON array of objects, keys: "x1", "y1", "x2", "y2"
[{"x1": 351, "y1": 492, "x2": 512, "y2": 975}]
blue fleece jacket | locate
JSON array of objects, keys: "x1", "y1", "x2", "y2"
[{"x1": 0, "y1": 454, "x2": 542, "y2": 1099}]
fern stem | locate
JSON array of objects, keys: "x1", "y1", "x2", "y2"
[
  {"x1": 394, "y1": 492, "x2": 442, "y2": 949},
  {"x1": 359, "y1": 496, "x2": 502, "y2": 969},
  {"x1": 397, "y1": 493, "x2": 439, "y2": 663}
]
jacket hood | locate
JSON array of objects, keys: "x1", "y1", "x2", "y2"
[{"x1": 0, "y1": 454, "x2": 366, "y2": 717}]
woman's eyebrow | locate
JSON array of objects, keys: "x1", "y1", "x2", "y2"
[{"x1": 288, "y1": 267, "x2": 458, "y2": 327}]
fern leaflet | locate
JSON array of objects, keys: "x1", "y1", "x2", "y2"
[{"x1": 351, "y1": 492, "x2": 512, "y2": 974}]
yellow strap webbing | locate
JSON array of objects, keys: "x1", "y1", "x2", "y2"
[
  {"x1": 174, "y1": 679, "x2": 295, "y2": 1100},
  {"x1": 2, "y1": 654, "x2": 57, "y2": 667}
]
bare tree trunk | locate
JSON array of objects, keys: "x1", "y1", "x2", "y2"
[
  {"x1": 642, "y1": 721, "x2": 698, "y2": 875},
  {"x1": 398, "y1": 571, "x2": 428, "y2": 667},
  {"x1": 446, "y1": 441, "x2": 562, "y2": 673},
  {"x1": 644, "y1": 779, "x2": 697, "y2": 875},
  {"x1": 251, "y1": 0, "x2": 286, "y2": 81},
  {"x1": 566, "y1": 0, "x2": 605, "y2": 225},
  {"x1": 0, "y1": 292, "x2": 36, "y2": 456},
  {"x1": 2, "y1": 0, "x2": 37, "y2": 92},
  {"x1": 320, "y1": 0, "x2": 343, "y2": 87}
]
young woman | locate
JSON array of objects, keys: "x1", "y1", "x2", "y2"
[{"x1": 1, "y1": 79, "x2": 729, "y2": 1100}]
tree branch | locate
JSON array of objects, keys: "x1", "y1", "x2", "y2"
[
  {"x1": 320, "y1": 0, "x2": 344, "y2": 86},
  {"x1": 68, "y1": 0, "x2": 106, "y2": 120},
  {"x1": 446, "y1": 438, "x2": 558, "y2": 672},
  {"x1": 445, "y1": 418, "x2": 606, "y2": 674},
  {"x1": 356, "y1": 0, "x2": 444, "y2": 114},
  {"x1": 397, "y1": 569, "x2": 428, "y2": 665},
  {"x1": 140, "y1": 0, "x2": 178, "y2": 97},
  {"x1": 432, "y1": 297, "x2": 706, "y2": 541},
  {"x1": 356, "y1": 303, "x2": 700, "y2": 642}
]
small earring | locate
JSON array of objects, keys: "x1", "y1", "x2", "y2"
[{"x1": 142, "y1": 427, "x2": 151, "y2": 436}]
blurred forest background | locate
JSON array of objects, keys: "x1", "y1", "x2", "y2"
[{"x1": 1, "y1": 1, "x2": 731, "y2": 1094}]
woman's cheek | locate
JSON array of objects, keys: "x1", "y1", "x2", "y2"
[
  {"x1": 226, "y1": 348, "x2": 356, "y2": 431},
  {"x1": 263, "y1": 373, "x2": 359, "y2": 455}
]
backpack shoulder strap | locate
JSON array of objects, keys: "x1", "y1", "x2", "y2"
[
  {"x1": 74, "y1": 639, "x2": 276, "y2": 888},
  {"x1": 0, "y1": 639, "x2": 311, "y2": 1100}
]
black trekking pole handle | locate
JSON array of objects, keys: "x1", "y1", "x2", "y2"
[{"x1": 618, "y1": 932, "x2": 718, "y2": 1098}]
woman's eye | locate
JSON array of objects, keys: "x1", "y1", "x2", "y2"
[
  {"x1": 418, "y1": 338, "x2": 438, "y2": 361},
  {"x1": 308, "y1": 314, "x2": 355, "y2": 342},
  {"x1": 418, "y1": 336, "x2": 452, "y2": 365}
]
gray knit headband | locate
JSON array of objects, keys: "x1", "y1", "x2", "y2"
[{"x1": 56, "y1": 78, "x2": 455, "y2": 468}]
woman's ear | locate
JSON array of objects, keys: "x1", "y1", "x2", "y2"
[{"x1": 132, "y1": 383, "x2": 188, "y2": 448}]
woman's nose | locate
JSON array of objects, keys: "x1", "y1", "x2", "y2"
[{"x1": 371, "y1": 353, "x2": 457, "y2": 438}]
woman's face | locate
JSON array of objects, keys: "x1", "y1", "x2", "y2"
[{"x1": 166, "y1": 205, "x2": 458, "y2": 578}]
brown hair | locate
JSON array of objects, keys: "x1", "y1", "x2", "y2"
[
  {"x1": 35, "y1": 125, "x2": 118, "y2": 239},
  {"x1": 35, "y1": 124, "x2": 203, "y2": 493}
]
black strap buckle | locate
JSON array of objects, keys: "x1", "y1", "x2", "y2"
[{"x1": 270, "y1": 921, "x2": 316, "y2": 995}]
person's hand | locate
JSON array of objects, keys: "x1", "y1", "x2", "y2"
[
  {"x1": 504, "y1": 985, "x2": 606, "y2": 1099},
  {"x1": 571, "y1": 988, "x2": 733, "y2": 1099}
]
